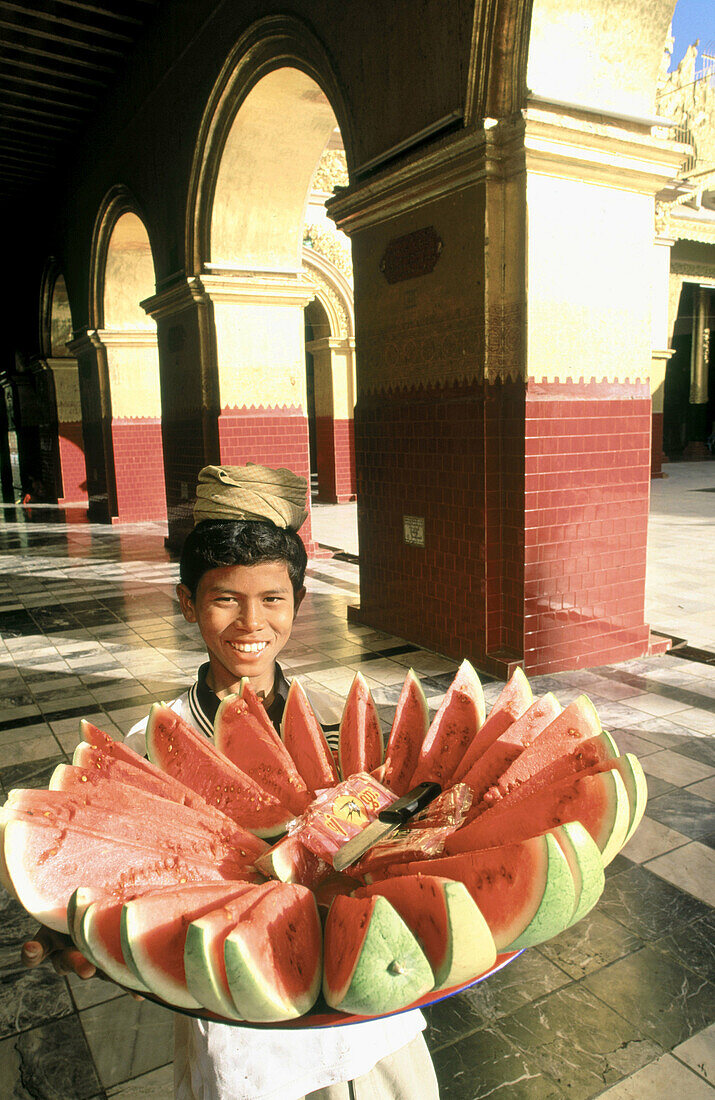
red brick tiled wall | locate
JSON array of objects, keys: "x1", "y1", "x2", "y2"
[
  {"x1": 523, "y1": 380, "x2": 651, "y2": 674},
  {"x1": 111, "y1": 418, "x2": 167, "y2": 522},
  {"x1": 315, "y1": 416, "x2": 356, "y2": 502},
  {"x1": 57, "y1": 422, "x2": 88, "y2": 503},
  {"x1": 218, "y1": 405, "x2": 319, "y2": 554}
]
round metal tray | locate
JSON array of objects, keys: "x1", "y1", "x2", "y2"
[{"x1": 142, "y1": 950, "x2": 522, "y2": 1029}]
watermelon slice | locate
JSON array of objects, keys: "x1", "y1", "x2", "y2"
[
  {"x1": 445, "y1": 767, "x2": 631, "y2": 866},
  {"x1": 239, "y1": 679, "x2": 284, "y2": 741},
  {"x1": 480, "y1": 695, "x2": 605, "y2": 805},
  {"x1": 338, "y1": 673, "x2": 383, "y2": 779},
  {"x1": 254, "y1": 834, "x2": 331, "y2": 887},
  {"x1": 381, "y1": 832, "x2": 576, "y2": 951},
  {"x1": 354, "y1": 875, "x2": 497, "y2": 989},
  {"x1": 48, "y1": 764, "x2": 268, "y2": 861},
  {"x1": 77, "y1": 889, "x2": 152, "y2": 994},
  {"x1": 459, "y1": 693, "x2": 562, "y2": 801},
  {"x1": 224, "y1": 883, "x2": 322, "y2": 1021},
  {"x1": 6, "y1": 787, "x2": 255, "y2": 877},
  {"x1": 77, "y1": 722, "x2": 247, "y2": 825},
  {"x1": 452, "y1": 668, "x2": 534, "y2": 782},
  {"x1": 410, "y1": 660, "x2": 485, "y2": 786},
  {"x1": 323, "y1": 894, "x2": 434, "y2": 1015},
  {"x1": 612, "y1": 753, "x2": 648, "y2": 846},
  {"x1": 551, "y1": 822, "x2": 605, "y2": 927},
  {"x1": 281, "y1": 679, "x2": 339, "y2": 791},
  {"x1": 1, "y1": 816, "x2": 242, "y2": 933},
  {"x1": 121, "y1": 882, "x2": 263, "y2": 1009},
  {"x1": 214, "y1": 694, "x2": 311, "y2": 816},
  {"x1": 382, "y1": 670, "x2": 429, "y2": 795},
  {"x1": 67, "y1": 885, "x2": 114, "y2": 971},
  {"x1": 184, "y1": 884, "x2": 279, "y2": 1019},
  {"x1": 146, "y1": 704, "x2": 293, "y2": 837}
]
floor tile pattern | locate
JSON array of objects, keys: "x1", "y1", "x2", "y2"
[{"x1": 0, "y1": 475, "x2": 714, "y2": 1098}]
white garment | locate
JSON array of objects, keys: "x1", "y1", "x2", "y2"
[{"x1": 124, "y1": 687, "x2": 425, "y2": 1100}]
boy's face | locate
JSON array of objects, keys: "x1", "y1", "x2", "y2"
[{"x1": 177, "y1": 561, "x2": 304, "y2": 699}]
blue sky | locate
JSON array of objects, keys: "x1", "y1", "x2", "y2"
[{"x1": 670, "y1": 0, "x2": 715, "y2": 69}]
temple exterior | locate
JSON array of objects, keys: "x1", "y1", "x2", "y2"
[{"x1": 1, "y1": 1, "x2": 709, "y2": 676}]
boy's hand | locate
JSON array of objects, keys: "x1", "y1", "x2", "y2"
[
  {"x1": 22, "y1": 926, "x2": 96, "y2": 979},
  {"x1": 21, "y1": 926, "x2": 144, "y2": 999}
]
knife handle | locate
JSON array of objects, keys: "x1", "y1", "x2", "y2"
[{"x1": 378, "y1": 782, "x2": 441, "y2": 825}]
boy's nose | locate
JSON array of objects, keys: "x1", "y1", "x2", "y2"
[{"x1": 237, "y1": 600, "x2": 262, "y2": 630}]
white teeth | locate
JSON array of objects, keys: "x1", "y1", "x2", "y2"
[{"x1": 227, "y1": 641, "x2": 268, "y2": 654}]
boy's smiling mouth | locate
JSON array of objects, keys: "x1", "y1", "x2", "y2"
[{"x1": 226, "y1": 640, "x2": 269, "y2": 654}]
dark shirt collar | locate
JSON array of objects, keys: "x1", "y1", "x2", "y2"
[{"x1": 194, "y1": 662, "x2": 289, "y2": 734}]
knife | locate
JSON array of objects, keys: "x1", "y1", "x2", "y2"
[{"x1": 332, "y1": 782, "x2": 441, "y2": 872}]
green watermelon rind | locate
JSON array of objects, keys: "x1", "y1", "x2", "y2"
[
  {"x1": 551, "y1": 821, "x2": 605, "y2": 927},
  {"x1": 323, "y1": 895, "x2": 435, "y2": 1016},
  {"x1": 81, "y1": 897, "x2": 151, "y2": 994},
  {"x1": 612, "y1": 753, "x2": 648, "y2": 847},
  {"x1": 120, "y1": 900, "x2": 203, "y2": 1010},
  {"x1": 504, "y1": 832, "x2": 576, "y2": 951},
  {"x1": 184, "y1": 917, "x2": 244, "y2": 1020}
]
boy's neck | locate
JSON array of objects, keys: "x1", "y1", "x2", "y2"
[{"x1": 205, "y1": 661, "x2": 277, "y2": 705}]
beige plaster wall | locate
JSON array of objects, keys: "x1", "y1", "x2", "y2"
[
  {"x1": 50, "y1": 276, "x2": 73, "y2": 357},
  {"x1": 104, "y1": 342, "x2": 162, "y2": 419},
  {"x1": 104, "y1": 213, "x2": 157, "y2": 330},
  {"x1": 211, "y1": 68, "x2": 336, "y2": 272},
  {"x1": 213, "y1": 299, "x2": 308, "y2": 410},
  {"x1": 526, "y1": 173, "x2": 653, "y2": 382},
  {"x1": 310, "y1": 340, "x2": 355, "y2": 419},
  {"x1": 527, "y1": 0, "x2": 676, "y2": 118},
  {"x1": 351, "y1": 185, "x2": 485, "y2": 393}
]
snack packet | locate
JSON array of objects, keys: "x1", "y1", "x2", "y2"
[{"x1": 287, "y1": 772, "x2": 394, "y2": 862}]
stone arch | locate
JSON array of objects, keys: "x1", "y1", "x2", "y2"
[
  {"x1": 39, "y1": 260, "x2": 73, "y2": 359},
  {"x1": 183, "y1": 16, "x2": 357, "y2": 532},
  {"x1": 82, "y1": 186, "x2": 167, "y2": 521},
  {"x1": 186, "y1": 14, "x2": 355, "y2": 276}
]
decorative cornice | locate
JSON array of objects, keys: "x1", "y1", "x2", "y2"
[
  {"x1": 94, "y1": 328, "x2": 158, "y2": 348},
  {"x1": 141, "y1": 277, "x2": 207, "y2": 320},
  {"x1": 200, "y1": 271, "x2": 316, "y2": 307},
  {"x1": 671, "y1": 262, "x2": 715, "y2": 280}
]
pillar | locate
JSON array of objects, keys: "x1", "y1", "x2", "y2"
[
  {"x1": 92, "y1": 329, "x2": 167, "y2": 522},
  {"x1": 306, "y1": 335, "x2": 356, "y2": 502},
  {"x1": 329, "y1": 105, "x2": 683, "y2": 675},
  {"x1": 46, "y1": 357, "x2": 88, "y2": 503},
  {"x1": 649, "y1": 227, "x2": 676, "y2": 476},
  {"x1": 67, "y1": 331, "x2": 117, "y2": 522},
  {"x1": 684, "y1": 285, "x2": 711, "y2": 457}
]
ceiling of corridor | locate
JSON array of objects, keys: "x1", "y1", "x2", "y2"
[{"x1": 0, "y1": 0, "x2": 161, "y2": 205}]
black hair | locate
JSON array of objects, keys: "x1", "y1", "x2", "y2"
[{"x1": 179, "y1": 520, "x2": 307, "y2": 598}]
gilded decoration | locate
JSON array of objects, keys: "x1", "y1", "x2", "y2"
[
  {"x1": 303, "y1": 221, "x2": 353, "y2": 279},
  {"x1": 311, "y1": 148, "x2": 348, "y2": 193},
  {"x1": 357, "y1": 308, "x2": 486, "y2": 393},
  {"x1": 302, "y1": 261, "x2": 350, "y2": 339}
]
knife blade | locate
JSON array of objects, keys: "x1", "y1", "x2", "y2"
[{"x1": 332, "y1": 782, "x2": 441, "y2": 872}]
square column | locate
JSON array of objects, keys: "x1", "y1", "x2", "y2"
[{"x1": 46, "y1": 357, "x2": 88, "y2": 503}]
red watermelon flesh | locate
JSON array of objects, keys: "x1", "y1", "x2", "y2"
[
  {"x1": 146, "y1": 704, "x2": 293, "y2": 837},
  {"x1": 338, "y1": 673, "x2": 383, "y2": 779},
  {"x1": 2, "y1": 816, "x2": 245, "y2": 933},
  {"x1": 224, "y1": 884, "x2": 323, "y2": 1021},
  {"x1": 354, "y1": 874, "x2": 497, "y2": 989},
  {"x1": 79, "y1": 888, "x2": 152, "y2": 993},
  {"x1": 445, "y1": 767, "x2": 631, "y2": 866},
  {"x1": 410, "y1": 661, "x2": 485, "y2": 786},
  {"x1": 184, "y1": 884, "x2": 280, "y2": 1019},
  {"x1": 452, "y1": 668, "x2": 534, "y2": 782},
  {"x1": 382, "y1": 670, "x2": 429, "y2": 795},
  {"x1": 120, "y1": 882, "x2": 265, "y2": 1009},
  {"x1": 78, "y1": 721, "x2": 232, "y2": 822},
  {"x1": 478, "y1": 730, "x2": 619, "y2": 815},
  {"x1": 459, "y1": 694, "x2": 562, "y2": 802},
  {"x1": 377, "y1": 833, "x2": 576, "y2": 951},
  {"x1": 4, "y1": 791, "x2": 255, "y2": 881},
  {"x1": 48, "y1": 764, "x2": 268, "y2": 861},
  {"x1": 281, "y1": 679, "x2": 339, "y2": 791},
  {"x1": 239, "y1": 680, "x2": 284, "y2": 741},
  {"x1": 214, "y1": 695, "x2": 311, "y2": 816},
  {"x1": 254, "y1": 833, "x2": 331, "y2": 888},
  {"x1": 481, "y1": 695, "x2": 602, "y2": 805}
]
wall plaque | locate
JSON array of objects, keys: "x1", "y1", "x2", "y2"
[
  {"x1": 403, "y1": 515, "x2": 425, "y2": 547},
  {"x1": 380, "y1": 227, "x2": 442, "y2": 284}
]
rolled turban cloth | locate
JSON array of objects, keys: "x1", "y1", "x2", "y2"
[{"x1": 193, "y1": 463, "x2": 308, "y2": 530}]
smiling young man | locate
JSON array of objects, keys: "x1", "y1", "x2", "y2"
[{"x1": 23, "y1": 464, "x2": 439, "y2": 1100}]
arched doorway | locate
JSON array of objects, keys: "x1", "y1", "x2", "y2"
[
  {"x1": 39, "y1": 266, "x2": 88, "y2": 504},
  {"x1": 85, "y1": 193, "x2": 167, "y2": 522}
]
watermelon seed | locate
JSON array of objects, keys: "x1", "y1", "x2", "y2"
[
  {"x1": 80, "y1": 775, "x2": 88, "y2": 782},
  {"x1": 387, "y1": 961, "x2": 405, "y2": 975}
]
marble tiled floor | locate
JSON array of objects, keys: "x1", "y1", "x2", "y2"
[{"x1": 1, "y1": 465, "x2": 714, "y2": 1099}]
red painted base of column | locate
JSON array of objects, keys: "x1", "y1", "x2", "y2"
[
  {"x1": 218, "y1": 405, "x2": 329, "y2": 558},
  {"x1": 315, "y1": 417, "x2": 356, "y2": 502},
  {"x1": 523, "y1": 379, "x2": 652, "y2": 675},
  {"x1": 57, "y1": 422, "x2": 88, "y2": 504},
  {"x1": 650, "y1": 412, "x2": 665, "y2": 479},
  {"x1": 111, "y1": 419, "x2": 167, "y2": 522}
]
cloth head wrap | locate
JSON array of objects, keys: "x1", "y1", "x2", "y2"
[{"x1": 193, "y1": 463, "x2": 308, "y2": 530}]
